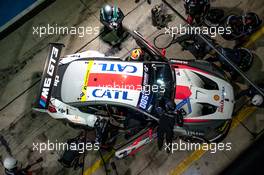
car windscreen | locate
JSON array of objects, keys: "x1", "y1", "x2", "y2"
[
  {"x1": 151, "y1": 63, "x2": 174, "y2": 101},
  {"x1": 136, "y1": 63, "x2": 174, "y2": 112}
]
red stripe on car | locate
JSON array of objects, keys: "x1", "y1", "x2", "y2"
[
  {"x1": 183, "y1": 119, "x2": 209, "y2": 123},
  {"x1": 87, "y1": 73, "x2": 143, "y2": 90}
]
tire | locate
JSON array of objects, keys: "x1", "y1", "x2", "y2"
[
  {"x1": 203, "y1": 8, "x2": 225, "y2": 27},
  {"x1": 237, "y1": 48, "x2": 254, "y2": 72},
  {"x1": 179, "y1": 135, "x2": 207, "y2": 143}
]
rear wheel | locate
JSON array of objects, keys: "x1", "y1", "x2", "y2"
[
  {"x1": 205, "y1": 120, "x2": 232, "y2": 143},
  {"x1": 180, "y1": 120, "x2": 232, "y2": 143},
  {"x1": 179, "y1": 135, "x2": 207, "y2": 143}
]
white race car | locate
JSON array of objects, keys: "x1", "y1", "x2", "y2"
[{"x1": 33, "y1": 31, "x2": 235, "y2": 158}]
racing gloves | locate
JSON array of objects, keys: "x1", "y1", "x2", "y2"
[{"x1": 156, "y1": 100, "x2": 187, "y2": 152}]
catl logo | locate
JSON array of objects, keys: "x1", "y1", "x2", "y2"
[
  {"x1": 92, "y1": 89, "x2": 132, "y2": 101},
  {"x1": 98, "y1": 63, "x2": 137, "y2": 73},
  {"x1": 39, "y1": 47, "x2": 59, "y2": 108}
]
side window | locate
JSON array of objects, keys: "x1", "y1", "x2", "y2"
[
  {"x1": 77, "y1": 104, "x2": 108, "y2": 116},
  {"x1": 108, "y1": 105, "x2": 127, "y2": 117},
  {"x1": 108, "y1": 104, "x2": 148, "y2": 127}
]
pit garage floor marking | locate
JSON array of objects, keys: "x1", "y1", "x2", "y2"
[
  {"x1": 170, "y1": 106, "x2": 257, "y2": 175},
  {"x1": 244, "y1": 26, "x2": 264, "y2": 47},
  {"x1": 84, "y1": 150, "x2": 115, "y2": 175}
]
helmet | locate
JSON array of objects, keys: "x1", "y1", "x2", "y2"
[
  {"x1": 251, "y1": 94, "x2": 263, "y2": 106},
  {"x1": 3, "y1": 156, "x2": 17, "y2": 170},
  {"x1": 130, "y1": 48, "x2": 143, "y2": 60},
  {"x1": 236, "y1": 48, "x2": 253, "y2": 72},
  {"x1": 102, "y1": 5, "x2": 113, "y2": 21}
]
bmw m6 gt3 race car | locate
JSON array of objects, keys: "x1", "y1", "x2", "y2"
[{"x1": 33, "y1": 31, "x2": 235, "y2": 158}]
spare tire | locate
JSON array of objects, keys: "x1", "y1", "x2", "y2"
[{"x1": 204, "y1": 8, "x2": 225, "y2": 27}]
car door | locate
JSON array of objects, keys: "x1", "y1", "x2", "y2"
[{"x1": 77, "y1": 103, "x2": 109, "y2": 117}]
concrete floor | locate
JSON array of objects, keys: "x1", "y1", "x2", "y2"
[{"x1": 0, "y1": 0, "x2": 264, "y2": 174}]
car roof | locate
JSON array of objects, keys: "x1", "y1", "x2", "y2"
[{"x1": 61, "y1": 59, "x2": 144, "y2": 107}]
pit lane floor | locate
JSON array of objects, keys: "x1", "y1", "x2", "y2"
[{"x1": 0, "y1": 0, "x2": 264, "y2": 175}]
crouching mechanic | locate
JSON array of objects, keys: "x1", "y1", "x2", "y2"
[
  {"x1": 3, "y1": 157, "x2": 28, "y2": 175},
  {"x1": 236, "y1": 83, "x2": 264, "y2": 107},
  {"x1": 184, "y1": 0, "x2": 210, "y2": 25},
  {"x1": 174, "y1": 34, "x2": 214, "y2": 59}
]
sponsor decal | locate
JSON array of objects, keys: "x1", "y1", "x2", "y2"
[
  {"x1": 92, "y1": 89, "x2": 133, "y2": 101},
  {"x1": 39, "y1": 47, "x2": 59, "y2": 108},
  {"x1": 138, "y1": 65, "x2": 152, "y2": 110},
  {"x1": 175, "y1": 98, "x2": 192, "y2": 114},
  {"x1": 214, "y1": 94, "x2": 220, "y2": 101},
  {"x1": 187, "y1": 130, "x2": 205, "y2": 136},
  {"x1": 218, "y1": 86, "x2": 225, "y2": 113},
  {"x1": 79, "y1": 61, "x2": 143, "y2": 103},
  {"x1": 54, "y1": 75, "x2": 60, "y2": 87},
  {"x1": 98, "y1": 63, "x2": 137, "y2": 73},
  {"x1": 115, "y1": 128, "x2": 156, "y2": 158}
]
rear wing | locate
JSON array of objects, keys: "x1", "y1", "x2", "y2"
[{"x1": 35, "y1": 43, "x2": 64, "y2": 109}]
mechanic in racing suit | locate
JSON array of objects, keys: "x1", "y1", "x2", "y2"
[
  {"x1": 156, "y1": 100, "x2": 184, "y2": 152},
  {"x1": 184, "y1": 0, "x2": 210, "y2": 25},
  {"x1": 222, "y1": 12, "x2": 262, "y2": 44},
  {"x1": 174, "y1": 34, "x2": 214, "y2": 59},
  {"x1": 100, "y1": 4, "x2": 125, "y2": 36},
  {"x1": 206, "y1": 47, "x2": 253, "y2": 78}
]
